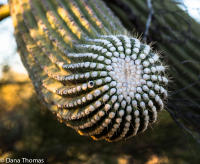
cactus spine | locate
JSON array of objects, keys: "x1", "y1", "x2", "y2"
[{"x1": 10, "y1": 0, "x2": 168, "y2": 142}]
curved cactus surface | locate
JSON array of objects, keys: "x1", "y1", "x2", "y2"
[{"x1": 10, "y1": 0, "x2": 168, "y2": 141}]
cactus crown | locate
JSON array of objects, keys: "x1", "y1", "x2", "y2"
[{"x1": 10, "y1": 0, "x2": 168, "y2": 142}]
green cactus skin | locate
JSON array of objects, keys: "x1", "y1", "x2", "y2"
[{"x1": 10, "y1": 0, "x2": 168, "y2": 142}]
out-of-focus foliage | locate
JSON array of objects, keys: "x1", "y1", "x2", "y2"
[{"x1": 0, "y1": 69, "x2": 200, "y2": 164}]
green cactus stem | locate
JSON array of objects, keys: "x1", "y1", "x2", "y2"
[
  {"x1": 10, "y1": 0, "x2": 168, "y2": 142},
  {"x1": 0, "y1": 4, "x2": 10, "y2": 21}
]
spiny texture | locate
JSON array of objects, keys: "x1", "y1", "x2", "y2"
[
  {"x1": 10, "y1": 0, "x2": 167, "y2": 142},
  {"x1": 103, "y1": 0, "x2": 200, "y2": 142}
]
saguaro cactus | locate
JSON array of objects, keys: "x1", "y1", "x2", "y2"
[{"x1": 9, "y1": 0, "x2": 168, "y2": 142}]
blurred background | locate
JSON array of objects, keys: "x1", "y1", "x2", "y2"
[{"x1": 0, "y1": 0, "x2": 200, "y2": 163}]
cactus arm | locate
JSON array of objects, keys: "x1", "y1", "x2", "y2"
[
  {"x1": 10, "y1": 0, "x2": 168, "y2": 142},
  {"x1": 0, "y1": 4, "x2": 10, "y2": 21}
]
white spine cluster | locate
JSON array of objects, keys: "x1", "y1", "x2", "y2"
[{"x1": 46, "y1": 35, "x2": 168, "y2": 142}]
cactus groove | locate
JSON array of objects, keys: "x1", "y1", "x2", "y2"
[{"x1": 10, "y1": 0, "x2": 168, "y2": 142}]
